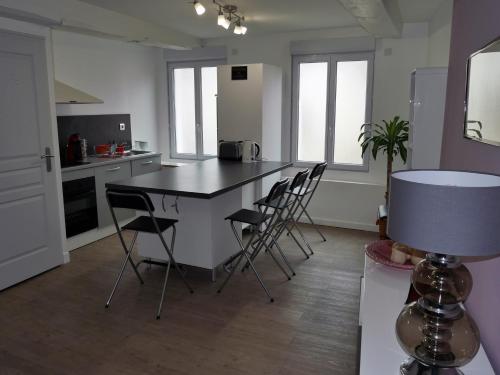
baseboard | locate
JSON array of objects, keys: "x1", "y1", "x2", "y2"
[
  {"x1": 298, "y1": 216, "x2": 378, "y2": 233},
  {"x1": 65, "y1": 219, "x2": 133, "y2": 252}
]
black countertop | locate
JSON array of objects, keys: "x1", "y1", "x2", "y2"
[{"x1": 106, "y1": 159, "x2": 292, "y2": 199}]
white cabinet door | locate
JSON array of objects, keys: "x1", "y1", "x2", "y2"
[
  {"x1": 94, "y1": 161, "x2": 133, "y2": 228},
  {"x1": 0, "y1": 30, "x2": 64, "y2": 290},
  {"x1": 131, "y1": 155, "x2": 161, "y2": 176}
]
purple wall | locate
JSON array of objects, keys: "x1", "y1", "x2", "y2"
[{"x1": 440, "y1": 0, "x2": 500, "y2": 371}]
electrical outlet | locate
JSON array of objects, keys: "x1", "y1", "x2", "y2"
[{"x1": 119, "y1": 123, "x2": 126, "y2": 131}]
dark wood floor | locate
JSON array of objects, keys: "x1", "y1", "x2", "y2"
[{"x1": 0, "y1": 224, "x2": 376, "y2": 375}]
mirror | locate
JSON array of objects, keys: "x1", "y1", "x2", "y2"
[{"x1": 464, "y1": 37, "x2": 500, "y2": 146}]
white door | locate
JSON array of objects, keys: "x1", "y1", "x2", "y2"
[{"x1": 0, "y1": 30, "x2": 64, "y2": 290}]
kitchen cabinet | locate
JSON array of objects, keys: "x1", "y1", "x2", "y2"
[
  {"x1": 61, "y1": 153, "x2": 162, "y2": 251},
  {"x1": 131, "y1": 155, "x2": 161, "y2": 177},
  {"x1": 94, "y1": 160, "x2": 133, "y2": 228}
]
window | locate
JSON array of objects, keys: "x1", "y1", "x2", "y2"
[
  {"x1": 168, "y1": 60, "x2": 224, "y2": 159},
  {"x1": 292, "y1": 53, "x2": 373, "y2": 170}
]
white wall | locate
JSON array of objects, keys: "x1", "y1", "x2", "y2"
[
  {"x1": 53, "y1": 30, "x2": 162, "y2": 151},
  {"x1": 427, "y1": 0, "x2": 453, "y2": 67},
  {"x1": 200, "y1": 24, "x2": 433, "y2": 231}
]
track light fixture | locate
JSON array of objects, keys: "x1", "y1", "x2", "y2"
[
  {"x1": 193, "y1": 1, "x2": 206, "y2": 15},
  {"x1": 193, "y1": 1, "x2": 248, "y2": 35}
]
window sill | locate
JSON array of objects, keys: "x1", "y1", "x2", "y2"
[{"x1": 292, "y1": 161, "x2": 369, "y2": 172}]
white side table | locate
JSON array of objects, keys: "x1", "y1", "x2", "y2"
[{"x1": 359, "y1": 253, "x2": 494, "y2": 375}]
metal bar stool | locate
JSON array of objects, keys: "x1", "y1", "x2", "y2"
[
  {"x1": 105, "y1": 188, "x2": 193, "y2": 319},
  {"x1": 290, "y1": 162, "x2": 328, "y2": 242},
  {"x1": 217, "y1": 179, "x2": 290, "y2": 302},
  {"x1": 253, "y1": 169, "x2": 311, "y2": 262}
]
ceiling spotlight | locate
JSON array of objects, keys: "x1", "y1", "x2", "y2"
[
  {"x1": 233, "y1": 23, "x2": 242, "y2": 35},
  {"x1": 194, "y1": 1, "x2": 206, "y2": 15},
  {"x1": 217, "y1": 10, "x2": 230, "y2": 29}
]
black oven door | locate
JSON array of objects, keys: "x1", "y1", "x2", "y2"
[{"x1": 63, "y1": 176, "x2": 98, "y2": 238}]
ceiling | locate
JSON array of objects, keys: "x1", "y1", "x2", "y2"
[
  {"x1": 398, "y1": 0, "x2": 448, "y2": 22},
  {"x1": 79, "y1": 0, "x2": 448, "y2": 39}
]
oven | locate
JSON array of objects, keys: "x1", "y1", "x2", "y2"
[{"x1": 62, "y1": 176, "x2": 98, "y2": 237}]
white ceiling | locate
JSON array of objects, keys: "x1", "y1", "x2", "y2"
[
  {"x1": 78, "y1": 0, "x2": 448, "y2": 39},
  {"x1": 78, "y1": 0, "x2": 358, "y2": 38},
  {"x1": 398, "y1": 0, "x2": 447, "y2": 22}
]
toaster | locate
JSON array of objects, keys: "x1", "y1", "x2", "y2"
[{"x1": 218, "y1": 141, "x2": 243, "y2": 161}]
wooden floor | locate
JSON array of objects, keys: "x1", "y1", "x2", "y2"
[{"x1": 0, "y1": 224, "x2": 376, "y2": 375}]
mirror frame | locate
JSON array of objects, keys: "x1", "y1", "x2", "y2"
[{"x1": 464, "y1": 35, "x2": 500, "y2": 147}]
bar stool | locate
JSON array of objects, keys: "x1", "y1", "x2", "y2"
[
  {"x1": 217, "y1": 179, "x2": 290, "y2": 302},
  {"x1": 105, "y1": 188, "x2": 193, "y2": 319},
  {"x1": 289, "y1": 162, "x2": 328, "y2": 242},
  {"x1": 253, "y1": 169, "x2": 311, "y2": 260}
]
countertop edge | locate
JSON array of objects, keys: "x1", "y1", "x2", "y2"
[
  {"x1": 105, "y1": 161, "x2": 293, "y2": 199},
  {"x1": 60, "y1": 152, "x2": 162, "y2": 173}
]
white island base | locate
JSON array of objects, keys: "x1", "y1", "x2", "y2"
[{"x1": 135, "y1": 188, "x2": 243, "y2": 280}]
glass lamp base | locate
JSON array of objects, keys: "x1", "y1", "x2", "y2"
[{"x1": 400, "y1": 358, "x2": 464, "y2": 375}]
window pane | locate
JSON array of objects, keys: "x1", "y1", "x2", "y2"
[
  {"x1": 297, "y1": 62, "x2": 328, "y2": 162},
  {"x1": 174, "y1": 68, "x2": 196, "y2": 154},
  {"x1": 333, "y1": 60, "x2": 368, "y2": 165},
  {"x1": 201, "y1": 67, "x2": 218, "y2": 155}
]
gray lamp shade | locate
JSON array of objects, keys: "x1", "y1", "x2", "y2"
[{"x1": 388, "y1": 170, "x2": 500, "y2": 256}]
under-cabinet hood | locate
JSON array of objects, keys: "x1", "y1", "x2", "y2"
[{"x1": 54, "y1": 80, "x2": 103, "y2": 104}]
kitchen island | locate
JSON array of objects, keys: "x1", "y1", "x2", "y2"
[{"x1": 106, "y1": 159, "x2": 291, "y2": 279}]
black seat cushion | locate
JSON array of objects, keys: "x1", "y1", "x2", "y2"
[
  {"x1": 254, "y1": 196, "x2": 292, "y2": 209},
  {"x1": 225, "y1": 209, "x2": 271, "y2": 225},
  {"x1": 288, "y1": 187, "x2": 312, "y2": 196},
  {"x1": 122, "y1": 216, "x2": 177, "y2": 233}
]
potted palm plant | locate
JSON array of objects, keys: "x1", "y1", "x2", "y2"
[{"x1": 359, "y1": 116, "x2": 409, "y2": 238}]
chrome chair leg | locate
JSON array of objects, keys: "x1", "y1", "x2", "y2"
[
  {"x1": 289, "y1": 220, "x2": 314, "y2": 255},
  {"x1": 116, "y1": 229, "x2": 143, "y2": 284},
  {"x1": 218, "y1": 222, "x2": 274, "y2": 302},
  {"x1": 218, "y1": 224, "x2": 258, "y2": 292},
  {"x1": 268, "y1": 232, "x2": 296, "y2": 276},
  {"x1": 156, "y1": 226, "x2": 177, "y2": 319},
  {"x1": 283, "y1": 222, "x2": 311, "y2": 258},
  {"x1": 296, "y1": 201, "x2": 327, "y2": 242},
  {"x1": 156, "y1": 261, "x2": 171, "y2": 319},
  {"x1": 264, "y1": 244, "x2": 291, "y2": 280},
  {"x1": 156, "y1": 226, "x2": 194, "y2": 295},
  {"x1": 106, "y1": 231, "x2": 140, "y2": 308}
]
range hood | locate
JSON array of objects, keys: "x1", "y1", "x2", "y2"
[{"x1": 54, "y1": 80, "x2": 103, "y2": 104}]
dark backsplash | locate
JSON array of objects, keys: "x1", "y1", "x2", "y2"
[{"x1": 57, "y1": 114, "x2": 132, "y2": 157}]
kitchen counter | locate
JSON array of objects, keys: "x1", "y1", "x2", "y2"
[
  {"x1": 105, "y1": 158, "x2": 291, "y2": 275},
  {"x1": 106, "y1": 158, "x2": 292, "y2": 199},
  {"x1": 61, "y1": 152, "x2": 161, "y2": 172}
]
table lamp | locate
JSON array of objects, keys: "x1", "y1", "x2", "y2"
[{"x1": 388, "y1": 170, "x2": 500, "y2": 375}]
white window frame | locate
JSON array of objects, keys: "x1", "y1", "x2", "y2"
[
  {"x1": 168, "y1": 59, "x2": 225, "y2": 160},
  {"x1": 291, "y1": 52, "x2": 374, "y2": 171}
]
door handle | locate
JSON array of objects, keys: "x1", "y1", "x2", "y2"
[
  {"x1": 106, "y1": 166, "x2": 121, "y2": 172},
  {"x1": 141, "y1": 160, "x2": 153, "y2": 165},
  {"x1": 41, "y1": 147, "x2": 55, "y2": 172}
]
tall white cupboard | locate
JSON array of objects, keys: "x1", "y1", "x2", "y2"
[
  {"x1": 217, "y1": 63, "x2": 283, "y2": 207},
  {"x1": 408, "y1": 67, "x2": 448, "y2": 169}
]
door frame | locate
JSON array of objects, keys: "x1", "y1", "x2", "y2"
[{"x1": 0, "y1": 17, "x2": 67, "y2": 263}]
